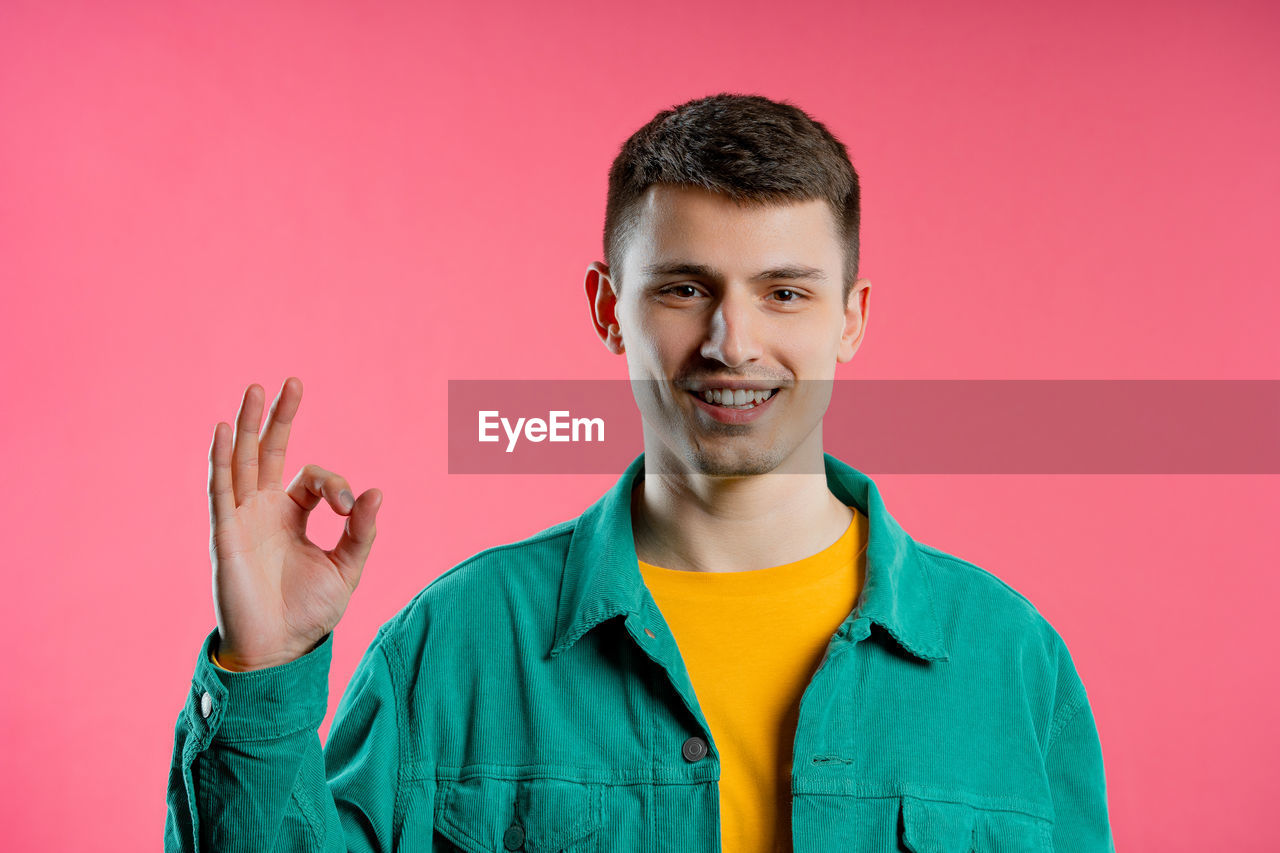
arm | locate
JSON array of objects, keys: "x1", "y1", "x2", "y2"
[
  {"x1": 1045, "y1": 680, "x2": 1116, "y2": 851},
  {"x1": 166, "y1": 376, "x2": 392, "y2": 849},
  {"x1": 164, "y1": 626, "x2": 402, "y2": 852}
]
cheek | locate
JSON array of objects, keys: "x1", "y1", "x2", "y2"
[
  {"x1": 784, "y1": 322, "x2": 844, "y2": 364},
  {"x1": 634, "y1": 330, "x2": 693, "y2": 370}
]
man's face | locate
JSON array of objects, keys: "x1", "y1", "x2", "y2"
[{"x1": 587, "y1": 183, "x2": 870, "y2": 477}]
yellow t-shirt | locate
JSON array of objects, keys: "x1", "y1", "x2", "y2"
[{"x1": 638, "y1": 508, "x2": 867, "y2": 853}]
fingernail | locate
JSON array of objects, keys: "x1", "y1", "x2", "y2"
[{"x1": 341, "y1": 490, "x2": 355, "y2": 509}]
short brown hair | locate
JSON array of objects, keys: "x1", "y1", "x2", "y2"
[{"x1": 604, "y1": 92, "x2": 861, "y2": 302}]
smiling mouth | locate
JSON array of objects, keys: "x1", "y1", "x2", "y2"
[{"x1": 687, "y1": 388, "x2": 779, "y2": 409}]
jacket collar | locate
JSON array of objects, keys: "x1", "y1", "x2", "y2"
[{"x1": 550, "y1": 451, "x2": 949, "y2": 662}]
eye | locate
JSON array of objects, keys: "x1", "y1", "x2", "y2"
[
  {"x1": 771, "y1": 288, "x2": 804, "y2": 302},
  {"x1": 661, "y1": 284, "x2": 702, "y2": 299}
]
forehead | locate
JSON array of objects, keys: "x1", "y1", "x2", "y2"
[{"x1": 625, "y1": 184, "x2": 841, "y2": 274}]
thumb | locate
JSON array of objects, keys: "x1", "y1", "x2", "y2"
[{"x1": 330, "y1": 488, "x2": 381, "y2": 587}]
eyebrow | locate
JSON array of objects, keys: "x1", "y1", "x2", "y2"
[{"x1": 640, "y1": 261, "x2": 828, "y2": 283}]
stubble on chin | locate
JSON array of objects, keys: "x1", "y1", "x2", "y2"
[{"x1": 684, "y1": 444, "x2": 784, "y2": 478}]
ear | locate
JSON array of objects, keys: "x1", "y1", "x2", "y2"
[
  {"x1": 585, "y1": 261, "x2": 625, "y2": 354},
  {"x1": 836, "y1": 278, "x2": 871, "y2": 364}
]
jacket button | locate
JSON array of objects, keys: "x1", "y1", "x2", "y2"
[
  {"x1": 502, "y1": 823, "x2": 525, "y2": 850},
  {"x1": 682, "y1": 735, "x2": 708, "y2": 762},
  {"x1": 199, "y1": 691, "x2": 213, "y2": 719}
]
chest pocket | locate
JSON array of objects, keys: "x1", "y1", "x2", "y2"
[
  {"x1": 434, "y1": 774, "x2": 605, "y2": 853},
  {"x1": 901, "y1": 795, "x2": 1054, "y2": 853}
]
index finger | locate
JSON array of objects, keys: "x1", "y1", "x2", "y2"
[{"x1": 259, "y1": 376, "x2": 303, "y2": 489}]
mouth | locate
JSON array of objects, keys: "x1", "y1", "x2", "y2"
[{"x1": 686, "y1": 387, "x2": 779, "y2": 410}]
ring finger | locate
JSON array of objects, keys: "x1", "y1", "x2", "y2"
[{"x1": 232, "y1": 383, "x2": 264, "y2": 506}]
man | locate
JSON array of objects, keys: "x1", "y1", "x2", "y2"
[{"x1": 166, "y1": 93, "x2": 1115, "y2": 852}]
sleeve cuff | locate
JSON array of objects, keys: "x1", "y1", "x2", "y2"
[{"x1": 184, "y1": 627, "x2": 332, "y2": 745}]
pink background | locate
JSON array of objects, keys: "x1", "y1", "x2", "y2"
[{"x1": 2, "y1": 0, "x2": 1277, "y2": 849}]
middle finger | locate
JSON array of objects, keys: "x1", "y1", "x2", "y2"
[{"x1": 259, "y1": 376, "x2": 302, "y2": 490}]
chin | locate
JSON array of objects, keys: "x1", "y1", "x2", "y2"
[{"x1": 685, "y1": 444, "x2": 787, "y2": 478}]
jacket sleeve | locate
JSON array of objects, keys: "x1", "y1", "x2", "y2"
[
  {"x1": 1044, "y1": 670, "x2": 1116, "y2": 851},
  {"x1": 164, "y1": 626, "x2": 404, "y2": 852}
]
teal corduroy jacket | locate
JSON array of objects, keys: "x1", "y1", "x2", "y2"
[{"x1": 165, "y1": 451, "x2": 1115, "y2": 851}]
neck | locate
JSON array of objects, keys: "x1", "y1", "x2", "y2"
[{"x1": 631, "y1": 439, "x2": 854, "y2": 574}]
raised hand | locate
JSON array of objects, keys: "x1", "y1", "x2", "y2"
[{"x1": 207, "y1": 377, "x2": 382, "y2": 671}]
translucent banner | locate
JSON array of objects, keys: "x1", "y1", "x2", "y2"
[{"x1": 447, "y1": 380, "x2": 1279, "y2": 474}]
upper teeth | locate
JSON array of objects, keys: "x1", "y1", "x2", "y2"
[{"x1": 701, "y1": 388, "x2": 774, "y2": 406}]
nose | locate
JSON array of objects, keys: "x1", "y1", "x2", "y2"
[{"x1": 700, "y1": 289, "x2": 763, "y2": 368}]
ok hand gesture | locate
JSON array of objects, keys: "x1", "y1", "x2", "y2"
[{"x1": 207, "y1": 377, "x2": 382, "y2": 671}]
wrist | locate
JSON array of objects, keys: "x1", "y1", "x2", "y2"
[{"x1": 214, "y1": 634, "x2": 327, "y2": 672}]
